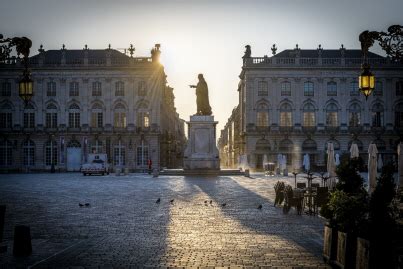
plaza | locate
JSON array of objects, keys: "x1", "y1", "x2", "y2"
[{"x1": 1, "y1": 173, "x2": 329, "y2": 268}]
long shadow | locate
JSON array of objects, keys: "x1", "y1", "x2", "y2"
[{"x1": 184, "y1": 175, "x2": 325, "y2": 259}]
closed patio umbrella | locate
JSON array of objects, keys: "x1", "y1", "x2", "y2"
[
  {"x1": 335, "y1": 153, "x2": 340, "y2": 166},
  {"x1": 377, "y1": 154, "x2": 383, "y2": 172},
  {"x1": 327, "y1": 143, "x2": 337, "y2": 189},
  {"x1": 277, "y1": 154, "x2": 282, "y2": 169},
  {"x1": 303, "y1": 153, "x2": 310, "y2": 171},
  {"x1": 282, "y1": 155, "x2": 287, "y2": 170},
  {"x1": 263, "y1": 154, "x2": 268, "y2": 170},
  {"x1": 350, "y1": 143, "x2": 360, "y2": 159},
  {"x1": 368, "y1": 143, "x2": 378, "y2": 194}
]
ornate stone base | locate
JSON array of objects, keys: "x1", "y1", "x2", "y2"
[{"x1": 183, "y1": 115, "x2": 220, "y2": 170}]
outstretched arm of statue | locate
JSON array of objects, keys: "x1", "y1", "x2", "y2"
[{"x1": 189, "y1": 85, "x2": 196, "y2": 88}]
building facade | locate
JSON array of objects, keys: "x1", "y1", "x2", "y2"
[
  {"x1": 0, "y1": 44, "x2": 185, "y2": 172},
  {"x1": 219, "y1": 45, "x2": 403, "y2": 171}
]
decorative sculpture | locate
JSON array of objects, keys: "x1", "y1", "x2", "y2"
[{"x1": 189, "y1": 74, "x2": 212, "y2": 116}]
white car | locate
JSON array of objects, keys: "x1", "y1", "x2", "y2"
[{"x1": 81, "y1": 154, "x2": 110, "y2": 176}]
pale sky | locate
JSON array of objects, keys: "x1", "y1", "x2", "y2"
[{"x1": 1, "y1": 0, "x2": 403, "y2": 132}]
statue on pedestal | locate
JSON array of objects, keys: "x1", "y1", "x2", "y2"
[{"x1": 189, "y1": 74, "x2": 212, "y2": 116}]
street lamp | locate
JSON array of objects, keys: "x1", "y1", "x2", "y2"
[
  {"x1": 0, "y1": 34, "x2": 33, "y2": 105},
  {"x1": 358, "y1": 25, "x2": 402, "y2": 98}
]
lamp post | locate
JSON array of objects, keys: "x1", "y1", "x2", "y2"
[
  {"x1": 0, "y1": 34, "x2": 33, "y2": 105},
  {"x1": 358, "y1": 25, "x2": 402, "y2": 99}
]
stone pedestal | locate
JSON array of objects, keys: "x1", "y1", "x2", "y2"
[{"x1": 183, "y1": 115, "x2": 220, "y2": 170}]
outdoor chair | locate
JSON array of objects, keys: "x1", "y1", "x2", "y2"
[
  {"x1": 296, "y1": 182, "x2": 306, "y2": 189},
  {"x1": 274, "y1": 181, "x2": 285, "y2": 206},
  {"x1": 283, "y1": 185, "x2": 303, "y2": 215}
]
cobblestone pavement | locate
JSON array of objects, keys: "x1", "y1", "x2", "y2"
[{"x1": 0, "y1": 173, "x2": 329, "y2": 268}]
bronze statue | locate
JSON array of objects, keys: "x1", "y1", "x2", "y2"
[{"x1": 189, "y1": 74, "x2": 212, "y2": 115}]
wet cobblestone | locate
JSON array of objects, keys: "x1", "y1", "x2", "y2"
[{"x1": 0, "y1": 173, "x2": 329, "y2": 268}]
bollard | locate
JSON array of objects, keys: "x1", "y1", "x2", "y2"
[
  {"x1": 152, "y1": 168, "x2": 159, "y2": 178},
  {"x1": 13, "y1": 225, "x2": 32, "y2": 256},
  {"x1": 124, "y1": 167, "x2": 129, "y2": 175},
  {"x1": 115, "y1": 168, "x2": 121, "y2": 176},
  {"x1": 244, "y1": 169, "x2": 250, "y2": 177}
]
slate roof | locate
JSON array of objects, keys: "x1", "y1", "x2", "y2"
[{"x1": 273, "y1": 49, "x2": 384, "y2": 59}]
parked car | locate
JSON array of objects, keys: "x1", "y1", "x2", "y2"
[{"x1": 81, "y1": 154, "x2": 110, "y2": 176}]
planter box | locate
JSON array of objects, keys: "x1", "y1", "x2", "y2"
[
  {"x1": 323, "y1": 225, "x2": 338, "y2": 263},
  {"x1": 355, "y1": 237, "x2": 370, "y2": 269},
  {"x1": 335, "y1": 231, "x2": 357, "y2": 269}
]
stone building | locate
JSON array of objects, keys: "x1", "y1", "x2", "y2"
[
  {"x1": 219, "y1": 45, "x2": 403, "y2": 171},
  {"x1": 0, "y1": 44, "x2": 185, "y2": 172},
  {"x1": 218, "y1": 105, "x2": 240, "y2": 168}
]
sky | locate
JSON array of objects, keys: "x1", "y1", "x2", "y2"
[{"x1": 1, "y1": 0, "x2": 403, "y2": 133}]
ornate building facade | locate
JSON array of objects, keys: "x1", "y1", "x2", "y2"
[
  {"x1": 0, "y1": 44, "x2": 185, "y2": 172},
  {"x1": 219, "y1": 45, "x2": 403, "y2": 171}
]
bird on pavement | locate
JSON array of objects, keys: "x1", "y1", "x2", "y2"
[
  {"x1": 209, "y1": 200, "x2": 212, "y2": 204},
  {"x1": 221, "y1": 203, "x2": 227, "y2": 207},
  {"x1": 170, "y1": 199, "x2": 174, "y2": 203},
  {"x1": 85, "y1": 203, "x2": 90, "y2": 207},
  {"x1": 79, "y1": 203, "x2": 84, "y2": 207},
  {"x1": 204, "y1": 200, "x2": 207, "y2": 203},
  {"x1": 156, "y1": 198, "x2": 161, "y2": 204},
  {"x1": 257, "y1": 204, "x2": 263, "y2": 210}
]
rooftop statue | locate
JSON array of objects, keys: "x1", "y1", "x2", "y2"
[{"x1": 189, "y1": 74, "x2": 212, "y2": 116}]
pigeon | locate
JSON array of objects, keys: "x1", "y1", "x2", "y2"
[
  {"x1": 85, "y1": 203, "x2": 90, "y2": 207},
  {"x1": 257, "y1": 204, "x2": 262, "y2": 210},
  {"x1": 209, "y1": 200, "x2": 212, "y2": 204},
  {"x1": 79, "y1": 203, "x2": 84, "y2": 207},
  {"x1": 204, "y1": 200, "x2": 207, "y2": 203},
  {"x1": 156, "y1": 198, "x2": 161, "y2": 204},
  {"x1": 221, "y1": 203, "x2": 227, "y2": 207},
  {"x1": 170, "y1": 199, "x2": 174, "y2": 203}
]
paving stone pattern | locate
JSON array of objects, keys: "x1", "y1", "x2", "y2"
[{"x1": 0, "y1": 173, "x2": 329, "y2": 268}]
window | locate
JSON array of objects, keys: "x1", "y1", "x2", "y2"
[
  {"x1": 349, "y1": 103, "x2": 361, "y2": 127},
  {"x1": 326, "y1": 103, "x2": 338, "y2": 127},
  {"x1": 23, "y1": 140, "x2": 35, "y2": 166},
  {"x1": 113, "y1": 103, "x2": 126, "y2": 128},
  {"x1": 90, "y1": 140, "x2": 103, "y2": 154},
  {"x1": 23, "y1": 103, "x2": 35, "y2": 128},
  {"x1": 396, "y1": 81, "x2": 403, "y2": 96},
  {"x1": 280, "y1": 103, "x2": 292, "y2": 127},
  {"x1": 45, "y1": 103, "x2": 58, "y2": 128},
  {"x1": 138, "y1": 81, "x2": 146, "y2": 96},
  {"x1": 350, "y1": 81, "x2": 359, "y2": 96},
  {"x1": 0, "y1": 140, "x2": 12, "y2": 166},
  {"x1": 92, "y1": 82, "x2": 102, "y2": 96},
  {"x1": 372, "y1": 103, "x2": 384, "y2": 127},
  {"x1": 137, "y1": 112, "x2": 150, "y2": 128},
  {"x1": 1, "y1": 82, "x2": 11, "y2": 96},
  {"x1": 115, "y1": 81, "x2": 125, "y2": 96},
  {"x1": 257, "y1": 81, "x2": 268, "y2": 96},
  {"x1": 0, "y1": 103, "x2": 12, "y2": 128},
  {"x1": 281, "y1": 82, "x2": 291, "y2": 96},
  {"x1": 256, "y1": 103, "x2": 268, "y2": 127},
  {"x1": 303, "y1": 82, "x2": 314, "y2": 96},
  {"x1": 327, "y1": 82, "x2": 337, "y2": 96},
  {"x1": 113, "y1": 144, "x2": 126, "y2": 165},
  {"x1": 69, "y1": 82, "x2": 79, "y2": 96},
  {"x1": 374, "y1": 81, "x2": 383, "y2": 96},
  {"x1": 68, "y1": 103, "x2": 80, "y2": 128},
  {"x1": 303, "y1": 103, "x2": 315, "y2": 127},
  {"x1": 91, "y1": 103, "x2": 103, "y2": 128},
  {"x1": 136, "y1": 145, "x2": 149, "y2": 166},
  {"x1": 395, "y1": 103, "x2": 403, "y2": 127},
  {"x1": 47, "y1": 82, "x2": 56, "y2": 96},
  {"x1": 45, "y1": 140, "x2": 58, "y2": 166}
]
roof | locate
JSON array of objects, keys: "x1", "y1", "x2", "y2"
[
  {"x1": 273, "y1": 49, "x2": 384, "y2": 59},
  {"x1": 29, "y1": 49, "x2": 130, "y2": 61}
]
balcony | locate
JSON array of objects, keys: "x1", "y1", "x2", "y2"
[
  {"x1": 90, "y1": 127, "x2": 104, "y2": 133},
  {"x1": 325, "y1": 126, "x2": 339, "y2": 134},
  {"x1": 279, "y1": 126, "x2": 293, "y2": 133},
  {"x1": 302, "y1": 126, "x2": 317, "y2": 134}
]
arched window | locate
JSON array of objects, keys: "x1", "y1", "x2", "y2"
[
  {"x1": 326, "y1": 139, "x2": 340, "y2": 151},
  {"x1": 371, "y1": 103, "x2": 384, "y2": 127},
  {"x1": 46, "y1": 103, "x2": 58, "y2": 128},
  {"x1": 327, "y1": 82, "x2": 337, "y2": 96},
  {"x1": 257, "y1": 81, "x2": 268, "y2": 96},
  {"x1": 138, "y1": 81, "x2": 147, "y2": 96},
  {"x1": 280, "y1": 103, "x2": 292, "y2": 127},
  {"x1": 349, "y1": 103, "x2": 361, "y2": 127},
  {"x1": 256, "y1": 103, "x2": 269, "y2": 127},
  {"x1": 91, "y1": 103, "x2": 103, "y2": 128},
  {"x1": 0, "y1": 103, "x2": 12, "y2": 128},
  {"x1": 23, "y1": 140, "x2": 35, "y2": 165},
  {"x1": 115, "y1": 81, "x2": 125, "y2": 96},
  {"x1": 256, "y1": 138, "x2": 270, "y2": 151},
  {"x1": 68, "y1": 103, "x2": 80, "y2": 128},
  {"x1": 137, "y1": 102, "x2": 150, "y2": 128},
  {"x1": 348, "y1": 139, "x2": 363, "y2": 151},
  {"x1": 303, "y1": 103, "x2": 315, "y2": 127},
  {"x1": 45, "y1": 140, "x2": 58, "y2": 166},
  {"x1": 395, "y1": 103, "x2": 403, "y2": 127},
  {"x1": 0, "y1": 140, "x2": 12, "y2": 166},
  {"x1": 24, "y1": 103, "x2": 35, "y2": 128},
  {"x1": 47, "y1": 81, "x2": 56, "y2": 96},
  {"x1": 326, "y1": 103, "x2": 338, "y2": 127},
  {"x1": 92, "y1": 81, "x2": 102, "y2": 96},
  {"x1": 304, "y1": 81, "x2": 314, "y2": 96},
  {"x1": 114, "y1": 103, "x2": 127, "y2": 128},
  {"x1": 302, "y1": 139, "x2": 317, "y2": 152},
  {"x1": 281, "y1": 82, "x2": 291, "y2": 96}
]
